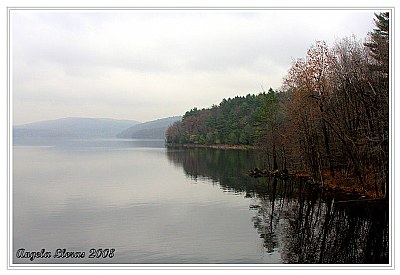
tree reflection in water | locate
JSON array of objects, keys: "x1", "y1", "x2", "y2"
[
  {"x1": 279, "y1": 180, "x2": 389, "y2": 264},
  {"x1": 166, "y1": 147, "x2": 389, "y2": 264}
]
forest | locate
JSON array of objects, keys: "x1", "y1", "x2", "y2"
[{"x1": 166, "y1": 12, "x2": 389, "y2": 199}]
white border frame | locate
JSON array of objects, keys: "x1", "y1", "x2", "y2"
[{"x1": 5, "y1": 4, "x2": 396, "y2": 271}]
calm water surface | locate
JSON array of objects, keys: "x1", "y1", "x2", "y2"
[{"x1": 13, "y1": 138, "x2": 389, "y2": 264}]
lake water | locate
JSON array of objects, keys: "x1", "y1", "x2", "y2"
[{"x1": 12, "y1": 138, "x2": 389, "y2": 265}]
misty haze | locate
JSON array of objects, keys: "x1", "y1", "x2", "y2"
[{"x1": 11, "y1": 8, "x2": 390, "y2": 267}]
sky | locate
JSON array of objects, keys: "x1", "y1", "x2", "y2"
[{"x1": 11, "y1": 8, "x2": 379, "y2": 125}]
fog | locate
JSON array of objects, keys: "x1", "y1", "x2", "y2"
[{"x1": 11, "y1": 9, "x2": 377, "y2": 125}]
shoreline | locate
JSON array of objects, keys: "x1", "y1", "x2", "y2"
[
  {"x1": 167, "y1": 143, "x2": 387, "y2": 200},
  {"x1": 166, "y1": 143, "x2": 255, "y2": 150}
]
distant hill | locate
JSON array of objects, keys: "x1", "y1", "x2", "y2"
[
  {"x1": 13, "y1": 117, "x2": 140, "y2": 138},
  {"x1": 117, "y1": 116, "x2": 182, "y2": 139}
]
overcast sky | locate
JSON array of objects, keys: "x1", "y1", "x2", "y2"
[{"x1": 12, "y1": 9, "x2": 379, "y2": 125}]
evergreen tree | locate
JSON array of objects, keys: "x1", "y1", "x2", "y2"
[{"x1": 364, "y1": 12, "x2": 389, "y2": 74}]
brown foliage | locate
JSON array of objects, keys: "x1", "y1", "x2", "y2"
[{"x1": 281, "y1": 33, "x2": 389, "y2": 198}]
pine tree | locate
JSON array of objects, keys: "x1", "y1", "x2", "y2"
[{"x1": 364, "y1": 12, "x2": 389, "y2": 74}]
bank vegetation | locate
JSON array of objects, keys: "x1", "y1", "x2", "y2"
[{"x1": 166, "y1": 13, "x2": 389, "y2": 198}]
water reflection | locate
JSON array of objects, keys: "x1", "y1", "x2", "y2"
[
  {"x1": 280, "y1": 182, "x2": 389, "y2": 264},
  {"x1": 166, "y1": 147, "x2": 264, "y2": 193},
  {"x1": 166, "y1": 147, "x2": 389, "y2": 264}
]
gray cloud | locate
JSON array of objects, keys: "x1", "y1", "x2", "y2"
[{"x1": 11, "y1": 9, "x2": 377, "y2": 124}]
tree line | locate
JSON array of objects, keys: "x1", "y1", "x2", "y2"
[
  {"x1": 166, "y1": 12, "x2": 389, "y2": 198},
  {"x1": 166, "y1": 92, "x2": 280, "y2": 146}
]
